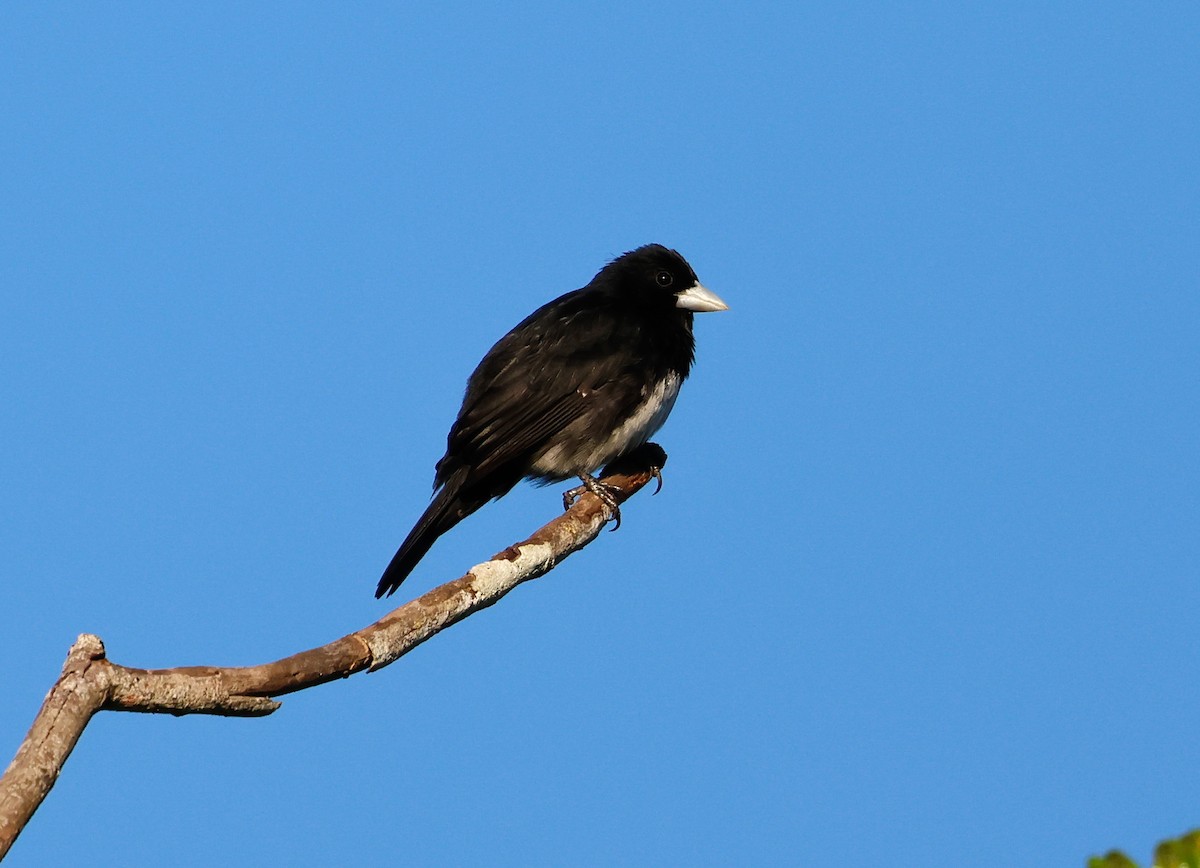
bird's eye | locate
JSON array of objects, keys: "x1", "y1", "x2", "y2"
[{"x1": 655, "y1": 270, "x2": 674, "y2": 287}]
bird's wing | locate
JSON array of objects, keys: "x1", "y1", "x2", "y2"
[
  {"x1": 465, "y1": 388, "x2": 591, "y2": 479},
  {"x1": 448, "y1": 359, "x2": 606, "y2": 482},
  {"x1": 439, "y1": 296, "x2": 632, "y2": 484}
]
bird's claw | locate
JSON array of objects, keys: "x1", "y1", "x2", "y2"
[
  {"x1": 650, "y1": 466, "x2": 663, "y2": 495},
  {"x1": 563, "y1": 474, "x2": 623, "y2": 531}
]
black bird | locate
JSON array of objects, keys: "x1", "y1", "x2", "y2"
[{"x1": 376, "y1": 244, "x2": 728, "y2": 598}]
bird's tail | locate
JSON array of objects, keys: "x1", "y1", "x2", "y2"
[{"x1": 375, "y1": 468, "x2": 479, "y2": 598}]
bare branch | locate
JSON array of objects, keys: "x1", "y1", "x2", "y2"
[{"x1": 0, "y1": 444, "x2": 667, "y2": 861}]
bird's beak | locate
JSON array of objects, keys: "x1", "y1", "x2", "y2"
[{"x1": 675, "y1": 283, "x2": 729, "y2": 313}]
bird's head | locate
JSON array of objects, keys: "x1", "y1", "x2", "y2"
[{"x1": 595, "y1": 244, "x2": 729, "y2": 314}]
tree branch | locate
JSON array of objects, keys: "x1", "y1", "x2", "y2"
[{"x1": 0, "y1": 444, "x2": 667, "y2": 861}]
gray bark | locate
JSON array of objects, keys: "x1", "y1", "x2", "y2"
[{"x1": 0, "y1": 446, "x2": 666, "y2": 861}]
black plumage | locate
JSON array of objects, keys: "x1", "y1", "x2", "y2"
[{"x1": 376, "y1": 244, "x2": 727, "y2": 598}]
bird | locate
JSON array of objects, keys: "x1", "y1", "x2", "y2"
[{"x1": 376, "y1": 243, "x2": 728, "y2": 598}]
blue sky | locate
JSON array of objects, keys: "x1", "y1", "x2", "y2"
[{"x1": 2, "y1": 3, "x2": 1197, "y2": 865}]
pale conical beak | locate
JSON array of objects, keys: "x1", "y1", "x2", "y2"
[{"x1": 675, "y1": 283, "x2": 730, "y2": 313}]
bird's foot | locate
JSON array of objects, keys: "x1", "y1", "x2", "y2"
[{"x1": 562, "y1": 473, "x2": 624, "y2": 531}]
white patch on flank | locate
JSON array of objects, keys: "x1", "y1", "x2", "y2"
[
  {"x1": 542, "y1": 371, "x2": 682, "y2": 475},
  {"x1": 608, "y1": 371, "x2": 682, "y2": 455}
]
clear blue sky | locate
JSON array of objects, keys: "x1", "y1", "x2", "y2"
[{"x1": 2, "y1": 3, "x2": 1197, "y2": 865}]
